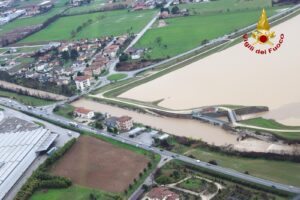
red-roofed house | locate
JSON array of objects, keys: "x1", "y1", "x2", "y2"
[
  {"x1": 74, "y1": 107, "x2": 94, "y2": 119},
  {"x1": 143, "y1": 187, "x2": 180, "y2": 200},
  {"x1": 104, "y1": 44, "x2": 119, "y2": 58},
  {"x1": 116, "y1": 116, "x2": 133, "y2": 131},
  {"x1": 75, "y1": 75, "x2": 91, "y2": 91}
]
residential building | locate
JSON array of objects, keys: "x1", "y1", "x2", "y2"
[
  {"x1": 104, "y1": 117, "x2": 118, "y2": 129},
  {"x1": 74, "y1": 107, "x2": 95, "y2": 119},
  {"x1": 142, "y1": 187, "x2": 180, "y2": 200},
  {"x1": 116, "y1": 116, "x2": 133, "y2": 131},
  {"x1": 104, "y1": 45, "x2": 119, "y2": 58},
  {"x1": 75, "y1": 75, "x2": 91, "y2": 91}
]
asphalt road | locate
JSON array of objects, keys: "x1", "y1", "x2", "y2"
[{"x1": 0, "y1": 97, "x2": 300, "y2": 195}]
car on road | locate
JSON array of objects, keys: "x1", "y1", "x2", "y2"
[{"x1": 196, "y1": 160, "x2": 200, "y2": 163}]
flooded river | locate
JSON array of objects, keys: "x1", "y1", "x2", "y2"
[
  {"x1": 72, "y1": 99, "x2": 299, "y2": 153},
  {"x1": 119, "y1": 14, "x2": 300, "y2": 126}
]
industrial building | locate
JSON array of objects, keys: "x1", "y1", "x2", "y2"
[{"x1": 0, "y1": 116, "x2": 58, "y2": 200}]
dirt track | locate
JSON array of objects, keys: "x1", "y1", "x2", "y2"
[{"x1": 51, "y1": 136, "x2": 149, "y2": 192}]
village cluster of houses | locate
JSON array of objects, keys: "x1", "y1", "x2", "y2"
[
  {"x1": 75, "y1": 35, "x2": 128, "y2": 90},
  {"x1": 0, "y1": 0, "x2": 14, "y2": 9},
  {"x1": 73, "y1": 106, "x2": 134, "y2": 132},
  {"x1": 131, "y1": 0, "x2": 166, "y2": 11},
  {"x1": 3, "y1": 37, "x2": 112, "y2": 89},
  {"x1": 0, "y1": 9, "x2": 25, "y2": 25},
  {"x1": 20, "y1": 0, "x2": 54, "y2": 17},
  {"x1": 69, "y1": 0, "x2": 90, "y2": 7}
]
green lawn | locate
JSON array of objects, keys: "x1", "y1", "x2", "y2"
[
  {"x1": 177, "y1": 177, "x2": 217, "y2": 193},
  {"x1": 0, "y1": 0, "x2": 69, "y2": 37},
  {"x1": 0, "y1": 89, "x2": 55, "y2": 106},
  {"x1": 53, "y1": 104, "x2": 75, "y2": 119},
  {"x1": 135, "y1": 6, "x2": 285, "y2": 59},
  {"x1": 19, "y1": 9, "x2": 156, "y2": 43},
  {"x1": 30, "y1": 185, "x2": 121, "y2": 200},
  {"x1": 107, "y1": 73, "x2": 128, "y2": 81}
]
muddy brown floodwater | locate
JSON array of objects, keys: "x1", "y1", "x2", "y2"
[
  {"x1": 72, "y1": 99, "x2": 300, "y2": 154},
  {"x1": 119, "y1": 14, "x2": 300, "y2": 126}
]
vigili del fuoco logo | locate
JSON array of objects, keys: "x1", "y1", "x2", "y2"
[{"x1": 242, "y1": 9, "x2": 285, "y2": 55}]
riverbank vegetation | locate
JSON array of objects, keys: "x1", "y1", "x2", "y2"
[{"x1": 239, "y1": 117, "x2": 300, "y2": 141}]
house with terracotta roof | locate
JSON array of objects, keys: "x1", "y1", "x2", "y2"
[
  {"x1": 104, "y1": 44, "x2": 119, "y2": 58},
  {"x1": 74, "y1": 107, "x2": 94, "y2": 119},
  {"x1": 142, "y1": 187, "x2": 180, "y2": 200},
  {"x1": 75, "y1": 75, "x2": 91, "y2": 91},
  {"x1": 116, "y1": 116, "x2": 133, "y2": 131}
]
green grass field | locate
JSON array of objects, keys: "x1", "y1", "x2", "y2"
[
  {"x1": 164, "y1": 138, "x2": 300, "y2": 187},
  {"x1": 240, "y1": 117, "x2": 300, "y2": 140},
  {"x1": 241, "y1": 117, "x2": 300, "y2": 130},
  {"x1": 107, "y1": 73, "x2": 128, "y2": 81},
  {"x1": 30, "y1": 185, "x2": 121, "y2": 200},
  {"x1": 53, "y1": 104, "x2": 75, "y2": 119},
  {"x1": 177, "y1": 0, "x2": 272, "y2": 15},
  {"x1": 0, "y1": 89, "x2": 55, "y2": 106},
  {"x1": 135, "y1": 6, "x2": 285, "y2": 59},
  {"x1": 0, "y1": 0, "x2": 69, "y2": 37},
  {"x1": 19, "y1": 9, "x2": 156, "y2": 43}
]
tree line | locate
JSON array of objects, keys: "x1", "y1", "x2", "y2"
[{"x1": 14, "y1": 139, "x2": 76, "y2": 200}]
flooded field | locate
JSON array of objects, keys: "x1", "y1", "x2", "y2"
[
  {"x1": 119, "y1": 14, "x2": 300, "y2": 125},
  {"x1": 72, "y1": 99, "x2": 299, "y2": 153}
]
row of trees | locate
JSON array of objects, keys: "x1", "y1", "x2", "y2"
[
  {"x1": 61, "y1": 49, "x2": 79, "y2": 61},
  {"x1": 14, "y1": 139, "x2": 76, "y2": 200},
  {"x1": 0, "y1": 71, "x2": 76, "y2": 97},
  {"x1": 70, "y1": 19, "x2": 94, "y2": 38},
  {"x1": 172, "y1": 135, "x2": 300, "y2": 162}
]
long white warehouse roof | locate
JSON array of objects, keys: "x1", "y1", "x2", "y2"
[{"x1": 0, "y1": 127, "x2": 56, "y2": 200}]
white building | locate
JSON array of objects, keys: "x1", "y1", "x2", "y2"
[
  {"x1": 0, "y1": 124, "x2": 57, "y2": 200},
  {"x1": 74, "y1": 107, "x2": 94, "y2": 119},
  {"x1": 75, "y1": 75, "x2": 91, "y2": 91}
]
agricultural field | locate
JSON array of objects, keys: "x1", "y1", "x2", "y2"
[
  {"x1": 19, "y1": 9, "x2": 157, "y2": 43},
  {"x1": 135, "y1": 6, "x2": 287, "y2": 59},
  {"x1": 0, "y1": 0, "x2": 69, "y2": 36},
  {"x1": 50, "y1": 135, "x2": 150, "y2": 193}
]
